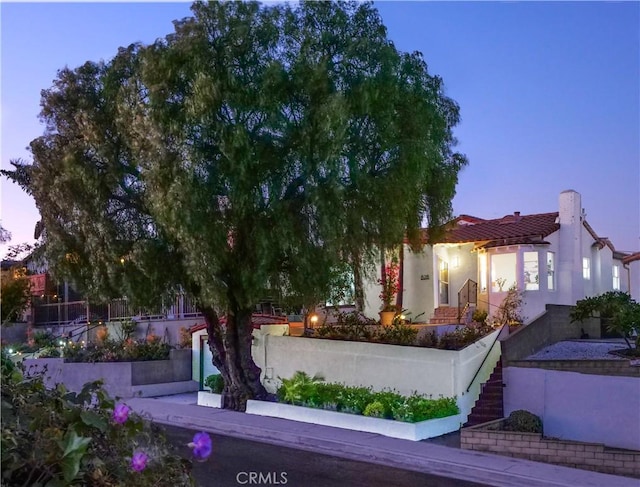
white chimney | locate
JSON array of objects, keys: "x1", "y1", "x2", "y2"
[{"x1": 558, "y1": 190, "x2": 584, "y2": 304}]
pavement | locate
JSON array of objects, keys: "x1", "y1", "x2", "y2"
[{"x1": 126, "y1": 393, "x2": 638, "y2": 487}]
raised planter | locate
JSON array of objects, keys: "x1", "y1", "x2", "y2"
[
  {"x1": 461, "y1": 418, "x2": 640, "y2": 479},
  {"x1": 197, "y1": 391, "x2": 222, "y2": 408},
  {"x1": 197, "y1": 393, "x2": 461, "y2": 441},
  {"x1": 24, "y1": 349, "x2": 197, "y2": 398}
]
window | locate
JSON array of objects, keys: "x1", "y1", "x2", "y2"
[
  {"x1": 523, "y1": 251, "x2": 539, "y2": 291},
  {"x1": 547, "y1": 252, "x2": 555, "y2": 290},
  {"x1": 582, "y1": 257, "x2": 591, "y2": 280},
  {"x1": 613, "y1": 265, "x2": 620, "y2": 290},
  {"x1": 479, "y1": 253, "x2": 488, "y2": 293},
  {"x1": 491, "y1": 253, "x2": 516, "y2": 292}
]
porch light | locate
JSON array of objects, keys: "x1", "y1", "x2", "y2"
[
  {"x1": 452, "y1": 256, "x2": 460, "y2": 269},
  {"x1": 310, "y1": 314, "x2": 318, "y2": 327}
]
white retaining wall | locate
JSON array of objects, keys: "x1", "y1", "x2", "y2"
[
  {"x1": 503, "y1": 366, "x2": 640, "y2": 451},
  {"x1": 254, "y1": 329, "x2": 501, "y2": 423}
]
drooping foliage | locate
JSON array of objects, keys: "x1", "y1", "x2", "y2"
[{"x1": 3, "y1": 1, "x2": 467, "y2": 410}]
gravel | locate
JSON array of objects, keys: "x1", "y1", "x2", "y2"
[{"x1": 525, "y1": 340, "x2": 629, "y2": 360}]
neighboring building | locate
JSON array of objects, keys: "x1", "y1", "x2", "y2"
[{"x1": 364, "y1": 190, "x2": 635, "y2": 324}]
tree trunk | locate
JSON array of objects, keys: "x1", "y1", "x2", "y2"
[
  {"x1": 201, "y1": 305, "x2": 268, "y2": 411},
  {"x1": 396, "y1": 244, "x2": 404, "y2": 311},
  {"x1": 351, "y1": 252, "x2": 365, "y2": 313}
]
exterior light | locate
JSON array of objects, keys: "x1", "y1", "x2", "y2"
[
  {"x1": 400, "y1": 314, "x2": 406, "y2": 320},
  {"x1": 452, "y1": 256, "x2": 460, "y2": 269},
  {"x1": 120, "y1": 258, "x2": 125, "y2": 265},
  {"x1": 8, "y1": 348, "x2": 13, "y2": 354},
  {"x1": 309, "y1": 314, "x2": 318, "y2": 327}
]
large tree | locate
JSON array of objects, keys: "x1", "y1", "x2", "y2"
[{"x1": 3, "y1": 1, "x2": 467, "y2": 410}]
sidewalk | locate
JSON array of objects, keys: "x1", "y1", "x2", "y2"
[{"x1": 127, "y1": 393, "x2": 637, "y2": 487}]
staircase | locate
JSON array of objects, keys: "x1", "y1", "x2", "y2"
[
  {"x1": 464, "y1": 358, "x2": 504, "y2": 427},
  {"x1": 429, "y1": 307, "x2": 460, "y2": 324}
]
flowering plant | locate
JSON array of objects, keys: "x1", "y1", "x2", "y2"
[{"x1": 377, "y1": 261, "x2": 400, "y2": 312}]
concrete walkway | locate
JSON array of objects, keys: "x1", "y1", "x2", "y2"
[{"x1": 127, "y1": 393, "x2": 637, "y2": 487}]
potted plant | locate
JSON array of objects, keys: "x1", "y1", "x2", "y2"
[{"x1": 378, "y1": 261, "x2": 400, "y2": 326}]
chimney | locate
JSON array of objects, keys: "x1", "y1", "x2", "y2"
[{"x1": 558, "y1": 190, "x2": 584, "y2": 304}]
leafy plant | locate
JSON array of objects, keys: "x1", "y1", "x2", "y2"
[
  {"x1": 277, "y1": 371, "x2": 325, "y2": 405},
  {"x1": 378, "y1": 261, "x2": 400, "y2": 312},
  {"x1": 1, "y1": 353, "x2": 195, "y2": 486},
  {"x1": 377, "y1": 321, "x2": 418, "y2": 346},
  {"x1": 503, "y1": 410, "x2": 543, "y2": 433},
  {"x1": 363, "y1": 401, "x2": 385, "y2": 418},
  {"x1": 417, "y1": 329, "x2": 439, "y2": 348},
  {"x1": 492, "y1": 285, "x2": 525, "y2": 326},
  {"x1": 0, "y1": 269, "x2": 31, "y2": 324},
  {"x1": 571, "y1": 291, "x2": 640, "y2": 349},
  {"x1": 472, "y1": 309, "x2": 488, "y2": 324},
  {"x1": 276, "y1": 372, "x2": 459, "y2": 423},
  {"x1": 204, "y1": 374, "x2": 225, "y2": 394}
]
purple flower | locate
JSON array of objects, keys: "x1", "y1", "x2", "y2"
[
  {"x1": 188, "y1": 432, "x2": 212, "y2": 460},
  {"x1": 113, "y1": 403, "x2": 130, "y2": 424},
  {"x1": 131, "y1": 451, "x2": 148, "y2": 472}
]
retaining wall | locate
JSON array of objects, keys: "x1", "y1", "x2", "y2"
[{"x1": 461, "y1": 419, "x2": 640, "y2": 479}]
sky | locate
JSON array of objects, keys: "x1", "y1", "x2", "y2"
[{"x1": 1, "y1": 1, "x2": 639, "y2": 258}]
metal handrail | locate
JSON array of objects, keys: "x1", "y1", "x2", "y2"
[
  {"x1": 457, "y1": 279, "x2": 477, "y2": 323},
  {"x1": 465, "y1": 325, "x2": 505, "y2": 393}
]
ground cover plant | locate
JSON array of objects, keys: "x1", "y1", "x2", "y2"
[
  {"x1": 276, "y1": 371, "x2": 459, "y2": 423},
  {"x1": 314, "y1": 312, "x2": 495, "y2": 350},
  {"x1": 1, "y1": 351, "x2": 207, "y2": 486},
  {"x1": 49, "y1": 322, "x2": 171, "y2": 363}
]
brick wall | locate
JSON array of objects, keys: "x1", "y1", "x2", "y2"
[{"x1": 461, "y1": 419, "x2": 640, "y2": 478}]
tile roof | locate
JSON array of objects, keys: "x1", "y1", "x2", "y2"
[
  {"x1": 189, "y1": 313, "x2": 288, "y2": 333},
  {"x1": 435, "y1": 211, "x2": 561, "y2": 246}
]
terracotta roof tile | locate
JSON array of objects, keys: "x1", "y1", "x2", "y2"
[
  {"x1": 189, "y1": 313, "x2": 288, "y2": 334},
  {"x1": 436, "y1": 212, "x2": 560, "y2": 245}
]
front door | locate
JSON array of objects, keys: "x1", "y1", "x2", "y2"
[{"x1": 439, "y1": 260, "x2": 449, "y2": 305}]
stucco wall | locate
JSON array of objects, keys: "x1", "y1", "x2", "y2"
[
  {"x1": 253, "y1": 329, "x2": 501, "y2": 422},
  {"x1": 402, "y1": 245, "x2": 435, "y2": 322},
  {"x1": 501, "y1": 304, "x2": 600, "y2": 363},
  {"x1": 503, "y1": 366, "x2": 640, "y2": 451}
]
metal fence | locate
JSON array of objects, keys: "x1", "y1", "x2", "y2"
[{"x1": 32, "y1": 294, "x2": 203, "y2": 326}]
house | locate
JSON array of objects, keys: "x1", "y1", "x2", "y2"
[{"x1": 364, "y1": 190, "x2": 634, "y2": 324}]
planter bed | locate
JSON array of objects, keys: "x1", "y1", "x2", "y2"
[
  {"x1": 196, "y1": 391, "x2": 461, "y2": 441},
  {"x1": 461, "y1": 418, "x2": 640, "y2": 479},
  {"x1": 24, "y1": 349, "x2": 197, "y2": 398}
]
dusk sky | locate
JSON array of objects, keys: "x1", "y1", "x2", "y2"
[{"x1": 1, "y1": 2, "x2": 639, "y2": 258}]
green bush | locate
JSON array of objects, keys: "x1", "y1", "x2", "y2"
[
  {"x1": 63, "y1": 335, "x2": 171, "y2": 363},
  {"x1": 277, "y1": 371, "x2": 325, "y2": 405},
  {"x1": 377, "y1": 321, "x2": 418, "y2": 346},
  {"x1": 503, "y1": 410, "x2": 543, "y2": 433},
  {"x1": 1, "y1": 352, "x2": 195, "y2": 486},
  {"x1": 472, "y1": 309, "x2": 488, "y2": 324},
  {"x1": 363, "y1": 401, "x2": 385, "y2": 418},
  {"x1": 277, "y1": 371, "x2": 459, "y2": 423},
  {"x1": 204, "y1": 374, "x2": 225, "y2": 394}
]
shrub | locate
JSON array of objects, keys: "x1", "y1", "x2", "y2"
[
  {"x1": 503, "y1": 410, "x2": 543, "y2": 433},
  {"x1": 277, "y1": 371, "x2": 325, "y2": 405},
  {"x1": 315, "y1": 312, "x2": 377, "y2": 341},
  {"x1": 417, "y1": 329, "x2": 439, "y2": 348},
  {"x1": 376, "y1": 321, "x2": 418, "y2": 346},
  {"x1": 204, "y1": 374, "x2": 225, "y2": 394},
  {"x1": 276, "y1": 372, "x2": 459, "y2": 423},
  {"x1": 1, "y1": 353, "x2": 196, "y2": 486},
  {"x1": 472, "y1": 309, "x2": 488, "y2": 324},
  {"x1": 363, "y1": 401, "x2": 385, "y2": 418}
]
